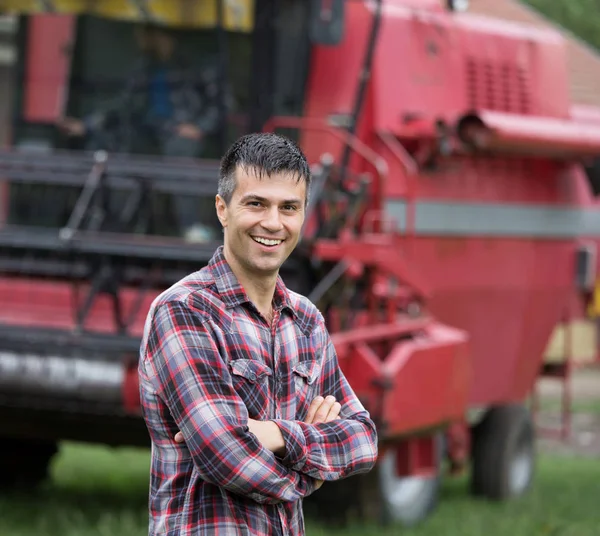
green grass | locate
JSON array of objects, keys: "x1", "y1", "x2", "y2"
[
  {"x1": 537, "y1": 397, "x2": 600, "y2": 415},
  {"x1": 0, "y1": 443, "x2": 599, "y2": 536}
]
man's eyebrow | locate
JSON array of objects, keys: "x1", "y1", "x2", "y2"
[
  {"x1": 239, "y1": 194, "x2": 268, "y2": 203},
  {"x1": 239, "y1": 194, "x2": 303, "y2": 205}
]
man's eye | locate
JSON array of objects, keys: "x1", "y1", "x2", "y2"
[{"x1": 282, "y1": 205, "x2": 297, "y2": 211}]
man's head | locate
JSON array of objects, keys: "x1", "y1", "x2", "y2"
[
  {"x1": 134, "y1": 24, "x2": 176, "y2": 62},
  {"x1": 215, "y1": 133, "x2": 312, "y2": 278}
]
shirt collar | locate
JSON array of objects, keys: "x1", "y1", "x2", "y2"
[{"x1": 208, "y1": 246, "x2": 296, "y2": 318}]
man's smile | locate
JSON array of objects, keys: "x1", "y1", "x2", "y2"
[{"x1": 251, "y1": 236, "x2": 284, "y2": 247}]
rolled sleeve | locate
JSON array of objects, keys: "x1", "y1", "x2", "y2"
[{"x1": 273, "y1": 420, "x2": 307, "y2": 470}]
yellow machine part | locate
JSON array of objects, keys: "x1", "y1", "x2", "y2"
[
  {"x1": 0, "y1": 0, "x2": 255, "y2": 32},
  {"x1": 544, "y1": 281, "x2": 600, "y2": 365},
  {"x1": 588, "y1": 280, "x2": 600, "y2": 317},
  {"x1": 544, "y1": 319, "x2": 598, "y2": 365}
]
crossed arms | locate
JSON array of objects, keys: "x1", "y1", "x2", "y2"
[{"x1": 141, "y1": 301, "x2": 378, "y2": 505}]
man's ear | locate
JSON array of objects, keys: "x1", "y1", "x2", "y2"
[{"x1": 215, "y1": 194, "x2": 228, "y2": 228}]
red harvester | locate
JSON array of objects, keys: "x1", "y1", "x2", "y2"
[{"x1": 0, "y1": 0, "x2": 598, "y2": 526}]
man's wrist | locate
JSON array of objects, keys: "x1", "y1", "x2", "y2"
[
  {"x1": 269, "y1": 420, "x2": 308, "y2": 470},
  {"x1": 267, "y1": 421, "x2": 286, "y2": 457}
]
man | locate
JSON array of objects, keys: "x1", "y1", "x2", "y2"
[
  {"x1": 138, "y1": 133, "x2": 378, "y2": 535},
  {"x1": 58, "y1": 23, "x2": 223, "y2": 239}
]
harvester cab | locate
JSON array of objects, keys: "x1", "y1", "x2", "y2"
[{"x1": 0, "y1": 0, "x2": 377, "y2": 294}]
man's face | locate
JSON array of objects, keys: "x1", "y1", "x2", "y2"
[
  {"x1": 153, "y1": 30, "x2": 175, "y2": 60},
  {"x1": 134, "y1": 27, "x2": 152, "y2": 53},
  {"x1": 134, "y1": 27, "x2": 175, "y2": 60},
  {"x1": 216, "y1": 166, "x2": 306, "y2": 278}
]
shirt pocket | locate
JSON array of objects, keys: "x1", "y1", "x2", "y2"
[
  {"x1": 229, "y1": 359, "x2": 273, "y2": 417},
  {"x1": 292, "y1": 360, "x2": 322, "y2": 403},
  {"x1": 229, "y1": 359, "x2": 273, "y2": 384}
]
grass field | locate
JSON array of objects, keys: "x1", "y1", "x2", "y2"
[
  {"x1": 0, "y1": 443, "x2": 598, "y2": 536},
  {"x1": 539, "y1": 397, "x2": 600, "y2": 415}
]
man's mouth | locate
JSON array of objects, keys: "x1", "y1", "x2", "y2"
[{"x1": 252, "y1": 236, "x2": 283, "y2": 247}]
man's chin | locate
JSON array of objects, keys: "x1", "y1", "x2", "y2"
[
  {"x1": 253, "y1": 261, "x2": 284, "y2": 275},
  {"x1": 247, "y1": 256, "x2": 287, "y2": 276}
]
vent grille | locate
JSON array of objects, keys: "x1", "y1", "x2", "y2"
[{"x1": 466, "y1": 57, "x2": 531, "y2": 114}]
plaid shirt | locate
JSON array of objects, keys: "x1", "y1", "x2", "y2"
[{"x1": 138, "y1": 246, "x2": 378, "y2": 535}]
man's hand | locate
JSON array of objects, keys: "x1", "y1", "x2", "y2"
[
  {"x1": 176, "y1": 123, "x2": 203, "y2": 140},
  {"x1": 57, "y1": 117, "x2": 85, "y2": 137},
  {"x1": 304, "y1": 395, "x2": 341, "y2": 425}
]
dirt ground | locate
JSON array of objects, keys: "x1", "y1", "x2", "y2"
[{"x1": 535, "y1": 366, "x2": 600, "y2": 457}]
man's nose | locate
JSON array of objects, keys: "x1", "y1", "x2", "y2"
[{"x1": 261, "y1": 206, "x2": 283, "y2": 231}]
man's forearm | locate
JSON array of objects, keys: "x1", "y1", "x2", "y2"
[
  {"x1": 273, "y1": 415, "x2": 378, "y2": 481},
  {"x1": 246, "y1": 395, "x2": 343, "y2": 460},
  {"x1": 172, "y1": 411, "x2": 320, "y2": 505},
  {"x1": 244, "y1": 397, "x2": 345, "y2": 493},
  {"x1": 247, "y1": 419, "x2": 286, "y2": 457}
]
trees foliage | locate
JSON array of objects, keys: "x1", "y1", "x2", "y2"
[{"x1": 522, "y1": 0, "x2": 600, "y2": 51}]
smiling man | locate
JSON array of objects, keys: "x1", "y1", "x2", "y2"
[{"x1": 138, "y1": 132, "x2": 378, "y2": 536}]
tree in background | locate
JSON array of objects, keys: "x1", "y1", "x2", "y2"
[{"x1": 522, "y1": 0, "x2": 600, "y2": 51}]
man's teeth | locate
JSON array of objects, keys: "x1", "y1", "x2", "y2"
[{"x1": 253, "y1": 237, "x2": 282, "y2": 246}]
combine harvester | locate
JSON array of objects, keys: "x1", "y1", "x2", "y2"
[{"x1": 0, "y1": 0, "x2": 598, "y2": 526}]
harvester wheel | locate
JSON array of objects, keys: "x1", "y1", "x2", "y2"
[
  {"x1": 377, "y1": 436, "x2": 442, "y2": 527},
  {"x1": 305, "y1": 434, "x2": 443, "y2": 527},
  {"x1": 470, "y1": 404, "x2": 535, "y2": 500},
  {"x1": 0, "y1": 437, "x2": 59, "y2": 491}
]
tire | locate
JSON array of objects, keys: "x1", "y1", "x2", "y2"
[
  {"x1": 0, "y1": 437, "x2": 58, "y2": 491},
  {"x1": 305, "y1": 435, "x2": 442, "y2": 528},
  {"x1": 378, "y1": 435, "x2": 442, "y2": 527},
  {"x1": 470, "y1": 404, "x2": 535, "y2": 500}
]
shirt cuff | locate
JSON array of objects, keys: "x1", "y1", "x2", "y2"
[{"x1": 272, "y1": 419, "x2": 307, "y2": 471}]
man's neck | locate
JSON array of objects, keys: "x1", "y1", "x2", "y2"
[{"x1": 223, "y1": 248, "x2": 278, "y2": 320}]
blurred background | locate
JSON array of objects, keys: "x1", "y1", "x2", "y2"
[{"x1": 0, "y1": 1, "x2": 599, "y2": 535}]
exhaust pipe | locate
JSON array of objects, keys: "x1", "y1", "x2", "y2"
[{"x1": 456, "y1": 110, "x2": 600, "y2": 160}]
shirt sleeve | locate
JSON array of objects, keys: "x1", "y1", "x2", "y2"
[
  {"x1": 141, "y1": 300, "x2": 319, "y2": 504},
  {"x1": 272, "y1": 327, "x2": 379, "y2": 481}
]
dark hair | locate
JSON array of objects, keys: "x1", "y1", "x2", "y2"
[
  {"x1": 139, "y1": 22, "x2": 176, "y2": 36},
  {"x1": 218, "y1": 133, "x2": 312, "y2": 205}
]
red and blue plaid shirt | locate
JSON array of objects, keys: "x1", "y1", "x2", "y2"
[{"x1": 138, "y1": 246, "x2": 378, "y2": 535}]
